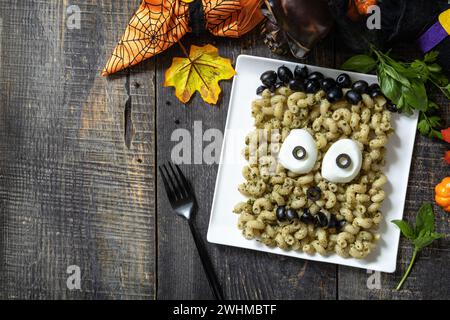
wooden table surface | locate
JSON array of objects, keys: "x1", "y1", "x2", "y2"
[{"x1": 0, "y1": 0, "x2": 449, "y2": 300}]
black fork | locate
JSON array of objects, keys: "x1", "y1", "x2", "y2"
[{"x1": 159, "y1": 162, "x2": 224, "y2": 300}]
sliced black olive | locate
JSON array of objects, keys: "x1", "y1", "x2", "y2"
[
  {"x1": 294, "y1": 65, "x2": 308, "y2": 80},
  {"x1": 286, "y1": 209, "x2": 298, "y2": 221},
  {"x1": 308, "y1": 71, "x2": 324, "y2": 81},
  {"x1": 345, "y1": 89, "x2": 362, "y2": 105},
  {"x1": 338, "y1": 219, "x2": 347, "y2": 229},
  {"x1": 277, "y1": 65, "x2": 294, "y2": 83},
  {"x1": 336, "y1": 153, "x2": 352, "y2": 169},
  {"x1": 336, "y1": 73, "x2": 352, "y2": 88},
  {"x1": 385, "y1": 100, "x2": 399, "y2": 113},
  {"x1": 326, "y1": 87, "x2": 343, "y2": 103},
  {"x1": 256, "y1": 85, "x2": 267, "y2": 95},
  {"x1": 307, "y1": 187, "x2": 322, "y2": 201},
  {"x1": 352, "y1": 80, "x2": 369, "y2": 94},
  {"x1": 305, "y1": 80, "x2": 320, "y2": 93},
  {"x1": 260, "y1": 70, "x2": 277, "y2": 87},
  {"x1": 328, "y1": 214, "x2": 339, "y2": 229},
  {"x1": 274, "y1": 81, "x2": 284, "y2": 89},
  {"x1": 292, "y1": 146, "x2": 307, "y2": 160},
  {"x1": 370, "y1": 89, "x2": 382, "y2": 98},
  {"x1": 288, "y1": 79, "x2": 305, "y2": 92},
  {"x1": 315, "y1": 212, "x2": 328, "y2": 228},
  {"x1": 276, "y1": 206, "x2": 287, "y2": 221},
  {"x1": 320, "y1": 78, "x2": 336, "y2": 92},
  {"x1": 300, "y1": 209, "x2": 314, "y2": 224}
]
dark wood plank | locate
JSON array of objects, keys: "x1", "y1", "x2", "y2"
[
  {"x1": 0, "y1": 0, "x2": 155, "y2": 299},
  {"x1": 156, "y1": 31, "x2": 338, "y2": 299},
  {"x1": 335, "y1": 48, "x2": 450, "y2": 299}
]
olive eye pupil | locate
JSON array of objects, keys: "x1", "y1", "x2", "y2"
[
  {"x1": 292, "y1": 146, "x2": 307, "y2": 160},
  {"x1": 336, "y1": 153, "x2": 352, "y2": 169}
]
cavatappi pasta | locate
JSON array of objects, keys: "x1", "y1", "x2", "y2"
[{"x1": 234, "y1": 83, "x2": 393, "y2": 259}]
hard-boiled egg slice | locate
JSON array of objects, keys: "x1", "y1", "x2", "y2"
[
  {"x1": 321, "y1": 139, "x2": 362, "y2": 183},
  {"x1": 278, "y1": 129, "x2": 318, "y2": 174}
]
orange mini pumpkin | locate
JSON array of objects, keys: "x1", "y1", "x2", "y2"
[{"x1": 435, "y1": 177, "x2": 450, "y2": 212}]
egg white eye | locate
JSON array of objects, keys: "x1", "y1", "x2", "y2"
[
  {"x1": 278, "y1": 129, "x2": 318, "y2": 174},
  {"x1": 321, "y1": 139, "x2": 362, "y2": 183}
]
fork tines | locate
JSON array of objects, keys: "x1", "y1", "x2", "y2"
[{"x1": 159, "y1": 162, "x2": 193, "y2": 202}]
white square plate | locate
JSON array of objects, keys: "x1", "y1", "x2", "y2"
[{"x1": 207, "y1": 55, "x2": 418, "y2": 273}]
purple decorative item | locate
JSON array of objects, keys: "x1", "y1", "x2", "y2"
[{"x1": 417, "y1": 21, "x2": 448, "y2": 53}]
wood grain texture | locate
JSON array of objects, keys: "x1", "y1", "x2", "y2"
[
  {"x1": 0, "y1": 0, "x2": 448, "y2": 300},
  {"x1": 0, "y1": 0, "x2": 155, "y2": 299}
]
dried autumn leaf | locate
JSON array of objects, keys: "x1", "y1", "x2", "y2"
[{"x1": 164, "y1": 44, "x2": 236, "y2": 104}]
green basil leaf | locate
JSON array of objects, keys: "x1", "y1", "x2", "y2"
[
  {"x1": 403, "y1": 79, "x2": 428, "y2": 111},
  {"x1": 391, "y1": 220, "x2": 416, "y2": 240},
  {"x1": 383, "y1": 64, "x2": 411, "y2": 87},
  {"x1": 428, "y1": 101, "x2": 439, "y2": 110},
  {"x1": 441, "y1": 83, "x2": 450, "y2": 99},
  {"x1": 378, "y1": 69, "x2": 402, "y2": 103},
  {"x1": 431, "y1": 130, "x2": 443, "y2": 140},
  {"x1": 417, "y1": 118, "x2": 431, "y2": 136},
  {"x1": 415, "y1": 202, "x2": 435, "y2": 233},
  {"x1": 341, "y1": 54, "x2": 377, "y2": 73},
  {"x1": 413, "y1": 232, "x2": 444, "y2": 250},
  {"x1": 424, "y1": 51, "x2": 439, "y2": 63}
]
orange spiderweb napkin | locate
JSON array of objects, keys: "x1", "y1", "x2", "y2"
[{"x1": 102, "y1": 0, "x2": 263, "y2": 76}]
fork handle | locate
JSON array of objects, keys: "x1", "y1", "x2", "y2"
[{"x1": 188, "y1": 221, "x2": 224, "y2": 300}]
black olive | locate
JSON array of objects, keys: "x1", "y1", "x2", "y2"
[
  {"x1": 268, "y1": 85, "x2": 277, "y2": 93},
  {"x1": 368, "y1": 83, "x2": 380, "y2": 92},
  {"x1": 352, "y1": 80, "x2": 369, "y2": 94},
  {"x1": 336, "y1": 153, "x2": 352, "y2": 169},
  {"x1": 305, "y1": 80, "x2": 320, "y2": 93},
  {"x1": 288, "y1": 79, "x2": 305, "y2": 92},
  {"x1": 315, "y1": 212, "x2": 328, "y2": 228},
  {"x1": 308, "y1": 71, "x2": 324, "y2": 81},
  {"x1": 286, "y1": 209, "x2": 298, "y2": 221},
  {"x1": 277, "y1": 65, "x2": 293, "y2": 83},
  {"x1": 256, "y1": 85, "x2": 267, "y2": 95},
  {"x1": 276, "y1": 206, "x2": 287, "y2": 221},
  {"x1": 294, "y1": 65, "x2": 308, "y2": 79},
  {"x1": 345, "y1": 89, "x2": 362, "y2": 105},
  {"x1": 275, "y1": 81, "x2": 284, "y2": 89},
  {"x1": 385, "y1": 101, "x2": 399, "y2": 113},
  {"x1": 370, "y1": 89, "x2": 382, "y2": 98},
  {"x1": 369, "y1": 83, "x2": 382, "y2": 98},
  {"x1": 326, "y1": 87, "x2": 343, "y2": 103},
  {"x1": 300, "y1": 209, "x2": 314, "y2": 224},
  {"x1": 320, "y1": 78, "x2": 336, "y2": 92},
  {"x1": 338, "y1": 219, "x2": 347, "y2": 229},
  {"x1": 336, "y1": 73, "x2": 352, "y2": 88},
  {"x1": 292, "y1": 146, "x2": 307, "y2": 160},
  {"x1": 307, "y1": 186, "x2": 322, "y2": 201},
  {"x1": 260, "y1": 70, "x2": 277, "y2": 87},
  {"x1": 328, "y1": 214, "x2": 339, "y2": 229}
]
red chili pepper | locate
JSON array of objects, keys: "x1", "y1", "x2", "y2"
[
  {"x1": 355, "y1": 0, "x2": 377, "y2": 15},
  {"x1": 445, "y1": 151, "x2": 450, "y2": 165},
  {"x1": 441, "y1": 127, "x2": 450, "y2": 143}
]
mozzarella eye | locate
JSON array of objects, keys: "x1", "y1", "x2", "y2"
[
  {"x1": 278, "y1": 129, "x2": 318, "y2": 174},
  {"x1": 321, "y1": 139, "x2": 362, "y2": 183}
]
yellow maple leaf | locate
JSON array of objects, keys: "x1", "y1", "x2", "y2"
[{"x1": 164, "y1": 44, "x2": 236, "y2": 105}]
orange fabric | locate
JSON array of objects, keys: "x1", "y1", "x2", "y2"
[
  {"x1": 203, "y1": 0, "x2": 264, "y2": 38},
  {"x1": 103, "y1": 0, "x2": 263, "y2": 76}
]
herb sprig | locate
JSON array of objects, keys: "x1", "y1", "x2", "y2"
[
  {"x1": 342, "y1": 48, "x2": 449, "y2": 139},
  {"x1": 391, "y1": 203, "x2": 445, "y2": 290}
]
